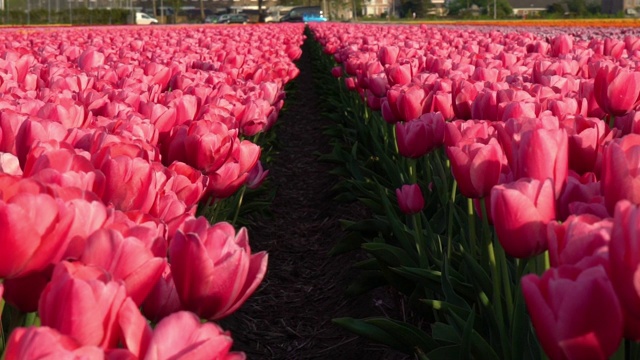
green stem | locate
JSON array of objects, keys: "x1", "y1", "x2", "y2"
[
  {"x1": 412, "y1": 213, "x2": 429, "y2": 268},
  {"x1": 447, "y1": 180, "x2": 457, "y2": 260},
  {"x1": 231, "y1": 186, "x2": 247, "y2": 225},
  {"x1": 496, "y1": 237, "x2": 514, "y2": 328},
  {"x1": 488, "y1": 238, "x2": 510, "y2": 359},
  {"x1": 467, "y1": 198, "x2": 477, "y2": 255},
  {"x1": 408, "y1": 158, "x2": 417, "y2": 184},
  {"x1": 24, "y1": 312, "x2": 37, "y2": 327}
]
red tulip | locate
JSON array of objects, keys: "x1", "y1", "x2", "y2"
[
  {"x1": 395, "y1": 112, "x2": 445, "y2": 158},
  {"x1": 547, "y1": 214, "x2": 612, "y2": 267},
  {"x1": 331, "y1": 66, "x2": 342, "y2": 78},
  {"x1": 522, "y1": 264, "x2": 623, "y2": 360},
  {"x1": 490, "y1": 178, "x2": 556, "y2": 258},
  {"x1": 447, "y1": 137, "x2": 505, "y2": 199},
  {"x1": 594, "y1": 64, "x2": 640, "y2": 117},
  {"x1": 396, "y1": 184, "x2": 424, "y2": 215},
  {"x1": 169, "y1": 218, "x2": 268, "y2": 320},
  {"x1": 608, "y1": 200, "x2": 640, "y2": 339},
  {"x1": 98, "y1": 155, "x2": 159, "y2": 214},
  {"x1": 601, "y1": 134, "x2": 640, "y2": 214}
]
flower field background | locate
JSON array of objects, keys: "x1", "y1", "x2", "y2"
[{"x1": 2, "y1": 19, "x2": 640, "y2": 360}]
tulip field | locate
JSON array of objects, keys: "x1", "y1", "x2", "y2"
[{"x1": 1, "y1": 18, "x2": 640, "y2": 360}]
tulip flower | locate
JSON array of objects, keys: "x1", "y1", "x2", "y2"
[
  {"x1": 396, "y1": 184, "x2": 425, "y2": 215},
  {"x1": 169, "y1": 218, "x2": 268, "y2": 320},
  {"x1": 608, "y1": 200, "x2": 640, "y2": 339},
  {"x1": 142, "y1": 264, "x2": 182, "y2": 323},
  {"x1": 0, "y1": 192, "x2": 74, "y2": 278},
  {"x1": 5, "y1": 326, "x2": 107, "y2": 360},
  {"x1": 447, "y1": 137, "x2": 505, "y2": 199},
  {"x1": 79, "y1": 229, "x2": 165, "y2": 305},
  {"x1": 39, "y1": 261, "x2": 152, "y2": 356},
  {"x1": 594, "y1": 64, "x2": 640, "y2": 117},
  {"x1": 397, "y1": 85, "x2": 427, "y2": 121},
  {"x1": 490, "y1": 178, "x2": 556, "y2": 258},
  {"x1": 144, "y1": 311, "x2": 245, "y2": 360},
  {"x1": 547, "y1": 214, "x2": 612, "y2": 267},
  {"x1": 556, "y1": 171, "x2": 606, "y2": 221},
  {"x1": 395, "y1": 113, "x2": 445, "y2": 158},
  {"x1": 245, "y1": 160, "x2": 269, "y2": 190},
  {"x1": 378, "y1": 45, "x2": 399, "y2": 66},
  {"x1": 522, "y1": 264, "x2": 623, "y2": 360},
  {"x1": 516, "y1": 127, "x2": 569, "y2": 198},
  {"x1": 601, "y1": 134, "x2": 640, "y2": 214},
  {"x1": 331, "y1": 66, "x2": 342, "y2": 78}
]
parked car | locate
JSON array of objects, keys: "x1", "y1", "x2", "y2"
[
  {"x1": 204, "y1": 15, "x2": 220, "y2": 23},
  {"x1": 219, "y1": 14, "x2": 249, "y2": 24},
  {"x1": 279, "y1": 6, "x2": 326, "y2": 23},
  {"x1": 136, "y1": 12, "x2": 158, "y2": 25}
]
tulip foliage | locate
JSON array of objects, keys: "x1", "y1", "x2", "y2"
[
  {"x1": 0, "y1": 24, "x2": 304, "y2": 358},
  {"x1": 312, "y1": 23, "x2": 640, "y2": 359}
]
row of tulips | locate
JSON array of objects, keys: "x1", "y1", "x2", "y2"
[
  {"x1": 0, "y1": 24, "x2": 304, "y2": 358},
  {"x1": 311, "y1": 22, "x2": 640, "y2": 359}
]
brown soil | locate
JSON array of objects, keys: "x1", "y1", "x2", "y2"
[{"x1": 219, "y1": 37, "x2": 409, "y2": 360}]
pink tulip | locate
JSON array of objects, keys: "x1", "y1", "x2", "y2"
[
  {"x1": 142, "y1": 264, "x2": 182, "y2": 323},
  {"x1": 79, "y1": 229, "x2": 165, "y2": 305},
  {"x1": 0, "y1": 192, "x2": 74, "y2": 278},
  {"x1": 490, "y1": 178, "x2": 556, "y2": 258},
  {"x1": 557, "y1": 171, "x2": 606, "y2": 221},
  {"x1": 522, "y1": 264, "x2": 623, "y2": 360},
  {"x1": 169, "y1": 218, "x2": 268, "y2": 320},
  {"x1": 396, "y1": 184, "x2": 424, "y2": 215},
  {"x1": 550, "y1": 34, "x2": 574, "y2": 57},
  {"x1": 3, "y1": 267, "x2": 52, "y2": 312},
  {"x1": 547, "y1": 214, "x2": 612, "y2": 267},
  {"x1": 145, "y1": 311, "x2": 245, "y2": 360},
  {"x1": 516, "y1": 127, "x2": 569, "y2": 198},
  {"x1": 397, "y1": 85, "x2": 426, "y2": 121},
  {"x1": 98, "y1": 155, "x2": 159, "y2": 214},
  {"x1": 245, "y1": 160, "x2": 269, "y2": 189},
  {"x1": 601, "y1": 134, "x2": 640, "y2": 214},
  {"x1": 447, "y1": 137, "x2": 505, "y2": 199},
  {"x1": 39, "y1": 261, "x2": 152, "y2": 356},
  {"x1": 378, "y1": 45, "x2": 399, "y2": 66},
  {"x1": 608, "y1": 200, "x2": 640, "y2": 339},
  {"x1": 331, "y1": 66, "x2": 342, "y2": 78},
  {"x1": 5, "y1": 327, "x2": 106, "y2": 360},
  {"x1": 594, "y1": 64, "x2": 640, "y2": 116},
  {"x1": 395, "y1": 112, "x2": 445, "y2": 158},
  {"x1": 206, "y1": 139, "x2": 260, "y2": 199}
]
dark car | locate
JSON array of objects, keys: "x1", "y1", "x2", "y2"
[
  {"x1": 279, "y1": 6, "x2": 326, "y2": 22},
  {"x1": 219, "y1": 14, "x2": 249, "y2": 24}
]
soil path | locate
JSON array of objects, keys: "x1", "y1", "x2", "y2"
[{"x1": 220, "y1": 36, "x2": 407, "y2": 360}]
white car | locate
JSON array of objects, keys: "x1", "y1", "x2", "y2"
[{"x1": 136, "y1": 12, "x2": 159, "y2": 25}]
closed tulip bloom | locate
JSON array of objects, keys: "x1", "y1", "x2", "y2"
[
  {"x1": 397, "y1": 86, "x2": 426, "y2": 121},
  {"x1": 5, "y1": 326, "x2": 106, "y2": 360},
  {"x1": 550, "y1": 34, "x2": 574, "y2": 57},
  {"x1": 169, "y1": 218, "x2": 268, "y2": 320},
  {"x1": 144, "y1": 311, "x2": 245, "y2": 360},
  {"x1": 557, "y1": 171, "x2": 607, "y2": 221},
  {"x1": 378, "y1": 45, "x2": 399, "y2": 66},
  {"x1": 0, "y1": 192, "x2": 74, "y2": 278},
  {"x1": 142, "y1": 264, "x2": 182, "y2": 323},
  {"x1": 396, "y1": 184, "x2": 424, "y2": 215},
  {"x1": 601, "y1": 134, "x2": 640, "y2": 214},
  {"x1": 608, "y1": 200, "x2": 640, "y2": 339},
  {"x1": 98, "y1": 155, "x2": 159, "y2": 214},
  {"x1": 491, "y1": 178, "x2": 556, "y2": 258},
  {"x1": 594, "y1": 64, "x2": 640, "y2": 116},
  {"x1": 517, "y1": 127, "x2": 569, "y2": 198},
  {"x1": 547, "y1": 214, "x2": 612, "y2": 267},
  {"x1": 447, "y1": 137, "x2": 505, "y2": 199},
  {"x1": 331, "y1": 66, "x2": 342, "y2": 78},
  {"x1": 522, "y1": 264, "x2": 623, "y2": 360},
  {"x1": 395, "y1": 113, "x2": 445, "y2": 158}
]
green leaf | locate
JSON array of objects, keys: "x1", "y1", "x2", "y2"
[
  {"x1": 449, "y1": 311, "x2": 500, "y2": 360},
  {"x1": 442, "y1": 257, "x2": 471, "y2": 310},
  {"x1": 345, "y1": 271, "x2": 387, "y2": 296},
  {"x1": 353, "y1": 258, "x2": 380, "y2": 271},
  {"x1": 332, "y1": 317, "x2": 410, "y2": 352},
  {"x1": 422, "y1": 300, "x2": 471, "y2": 320},
  {"x1": 460, "y1": 249, "x2": 493, "y2": 295},
  {"x1": 431, "y1": 322, "x2": 460, "y2": 344},
  {"x1": 362, "y1": 242, "x2": 418, "y2": 268},
  {"x1": 344, "y1": 218, "x2": 390, "y2": 236},
  {"x1": 426, "y1": 345, "x2": 461, "y2": 360},
  {"x1": 330, "y1": 232, "x2": 367, "y2": 256},
  {"x1": 459, "y1": 309, "x2": 475, "y2": 360},
  {"x1": 365, "y1": 318, "x2": 439, "y2": 353}
]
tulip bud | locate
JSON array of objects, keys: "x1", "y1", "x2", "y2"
[{"x1": 396, "y1": 184, "x2": 424, "y2": 215}]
